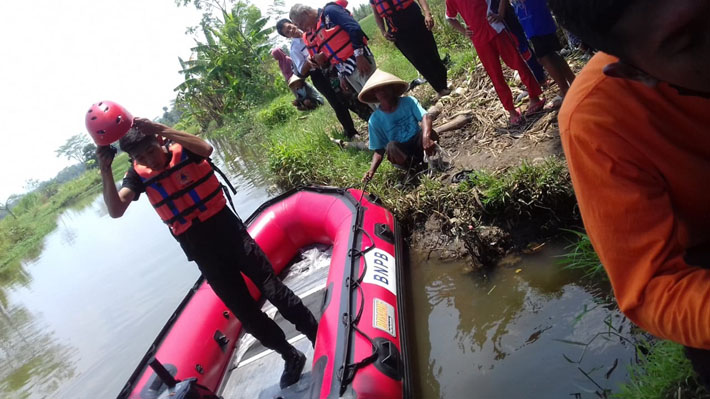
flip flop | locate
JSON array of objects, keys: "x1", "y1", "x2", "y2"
[
  {"x1": 509, "y1": 109, "x2": 524, "y2": 127},
  {"x1": 524, "y1": 98, "x2": 546, "y2": 116}
]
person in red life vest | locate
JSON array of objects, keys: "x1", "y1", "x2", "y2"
[
  {"x1": 359, "y1": 69, "x2": 437, "y2": 181},
  {"x1": 547, "y1": 0, "x2": 710, "y2": 388},
  {"x1": 96, "y1": 118, "x2": 318, "y2": 390},
  {"x1": 445, "y1": 0, "x2": 544, "y2": 126},
  {"x1": 276, "y1": 18, "x2": 367, "y2": 138},
  {"x1": 289, "y1": 2, "x2": 377, "y2": 110},
  {"x1": 370, "y1": 0, "x2": 451, "y2": 97}
]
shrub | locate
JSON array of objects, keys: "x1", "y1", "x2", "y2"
[{"x1": 257, "y1": 96, "x2": 298, "y2": 128}]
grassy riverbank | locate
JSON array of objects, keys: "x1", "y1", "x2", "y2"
[
  {"x1": 561, "y1": 233, "x2": 709, "y2": 398},
  {"x1": 0, "y1": 153, "x2": 131, "y2": 274}
]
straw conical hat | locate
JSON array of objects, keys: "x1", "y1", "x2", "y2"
[
  {"x1": 358, "y1": 69, "x2": 409, "y2": 104},
  {"x1": 288, "y1": 74, "x2": 304, "y2": 88}
]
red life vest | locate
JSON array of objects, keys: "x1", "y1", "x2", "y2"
[
  {"x1": 370, "y1": 0, "x2": 414, "y2": 18},
  {"x1": 310, "y1": 2, "x2": 368, "y2": 66},
  {"x1": 134, "y1": 143, "x2": 226, "y2": 236}
]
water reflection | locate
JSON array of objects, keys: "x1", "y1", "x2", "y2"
[
  {"x1": 0, "y1": 303, "x2": 76, "y2": 398},
  {"x1": 409, "y1": 244, "x2": 636, "y2": 399},
  {"x1": 0, "y1": 140, "x2": 274, "y2": 398}
]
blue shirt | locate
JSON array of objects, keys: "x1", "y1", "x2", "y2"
[
  {"x1": 368, "y1": 96, "x2": 426, "y2": 150},
  {"x1": 511, "y1": 0, "x2": 557, "y2": 38}
]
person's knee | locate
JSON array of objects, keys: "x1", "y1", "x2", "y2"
[{"x1": 386, "y1": 142, "x2": 409, "y2": 166}]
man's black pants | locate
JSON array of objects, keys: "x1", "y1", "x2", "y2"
[
  {"x1": 309, "y1": 69, "x2": 358, "y2": 138},
  {"x1": 391, "y1": 4, "x2": 448, "y2": 93},
  {"x1": 177, "y1": 207, "x2": 318, "y2": 353}
]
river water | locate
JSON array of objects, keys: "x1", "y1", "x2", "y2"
[{"x1": 0, "y1": 140, "x2": 636, "y2": 398}]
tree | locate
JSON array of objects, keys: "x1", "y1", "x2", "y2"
[
  {"x1": 55, "y1": 134, "x2": 94, "y2": 165},
  {"x1": 352, "y1": 3, "x2": 373, "y2": 21},
  {"x1": 82, "y1": 143, "x2": 98, "y2": 168},
  {"x1": 175, "y1": 0, "x2": 280, "y2": 127},
  {"x1": 0, "y1": 196, "x2": 17, "y2": 219}
]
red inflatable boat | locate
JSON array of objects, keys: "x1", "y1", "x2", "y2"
[{"x1": 118, "y1": 186, "x2": 411, "y2": 399}]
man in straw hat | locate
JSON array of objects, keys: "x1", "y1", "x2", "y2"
[
  {"x1": 288, "y1": 74, "x2": 324, "y2": 111},
  {"x1": 360, "y1": 69, "x2": 437, "y2": 181}
]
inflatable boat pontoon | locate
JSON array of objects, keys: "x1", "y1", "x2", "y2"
[{"x1": 117, "y1": 186, "x2": 411, "y2": 399}]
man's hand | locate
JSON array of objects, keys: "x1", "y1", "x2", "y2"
[
  {"x1": 423, "y1": 135, "x2": 436, "y2": 155},
  {"x1": 363, "y1": 169, "x2": 375, "y2": 182},
  {"x1": 313, "y1": 53, "x2": 328, "y2": 67},
  {"x1": 306, "y1": 59, "x2": 319, "y2": 70},
  {"x1": 96, "y1": 145, "x2": 116, "y2": 173},
  {"x1": 424, "y1": 12, "x2": 435, "y2": 30},
  {"x1": 339, "y1": 77, "x2": 350, "y2": 93},
  {"x1": 133, "y1": 117, "x2": 168, "y2": 137},
  {"x1": 487, "y1": 13, "x2": 504, "y2": 24},
  {"x1": 381, "y1": 30, "x2": 395, "y2": 41},
  {"x1": 356, "y1": 54, "x2": 371, "y2": 75}
]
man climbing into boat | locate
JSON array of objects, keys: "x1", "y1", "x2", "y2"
[
  {"x1": 360, "y1": 69, "x2": 437, "y2": 181},
  {"x1": 548, "y1": 0, "x2": 710, "y2": 388},
  {"x1": 96, "y1": 118, "x2": 318, "y2": 389}
]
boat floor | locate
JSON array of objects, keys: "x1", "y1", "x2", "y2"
[{"x1": 219, "y1": 259, "x2": 330, "y2": 399}]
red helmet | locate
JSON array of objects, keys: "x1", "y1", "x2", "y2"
[{"x1": 85, "y1": 101, "x2": 134, "y2": 146}]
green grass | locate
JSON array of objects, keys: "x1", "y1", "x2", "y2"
[
  {"x1": 0, "y1": 153, "x2": 131, "y2": 275},
  {"x1": 559, "y1": 230, "x2": 608, "y2": 281},
  {"x1": 614, "y1": 340, "x2": 709, "y2": 399}
]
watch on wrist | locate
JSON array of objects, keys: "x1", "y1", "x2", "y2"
[{"x1": 354, "y1": 48, "x2": 364, "y2": 57}]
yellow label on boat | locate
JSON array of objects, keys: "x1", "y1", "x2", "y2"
[{"x1": 373, "y1": 298, "x2": 396, "y2": 337}]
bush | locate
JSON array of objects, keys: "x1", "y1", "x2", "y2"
[
  {"x1": 615, "y1": 340, "x2": 710, "y2": 399},
  {"x1": 257, "y1": 96, "x2": 298, "y2": 128}
]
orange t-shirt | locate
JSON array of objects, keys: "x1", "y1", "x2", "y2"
[{"x1": 559, "y1": 52, "x2": 710, "y2": 349}]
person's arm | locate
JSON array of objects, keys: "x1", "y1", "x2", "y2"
[
  {"x1": 421, "y1": 114, "x2": 435, "y2": 154},
  {"x1": 371, "y1": 6, "x2": 395, "y2": 41},
  {"x1": 446, "y1": 17, "x2": 472, "y2": 37},
  {"x1": 325, "y1": 4, "x2": 372, "y2": 74},
  {"x1": 562, "y1": 103, "x2": 710, "y2": 349},
  {"x1": 417, "y1": 0, "x2": 435, "y2": 30},
  {"x1": 487, "y1": 0, "x2": 507, "y2": 23},
  {"x1": 363, "y1": 150, "x2": 384, "y2": 181},
  {"x1": 133, "y1": 118, "x2": 212, "y2": 158},
  {"x1": 97, "y1": 146, "x2": 135, "y2": 218}
]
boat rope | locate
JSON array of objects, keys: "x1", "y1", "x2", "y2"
[
  {"x1": 338, "y1": 180, "x2": 383, "y2": 394},
  {"x1": 207, "y1": 158, "x2": 241, "y2": 221}
]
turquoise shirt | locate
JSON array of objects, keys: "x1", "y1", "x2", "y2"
[{"x1": 368, "y1": 96, "x2": 426, "y2": 151}]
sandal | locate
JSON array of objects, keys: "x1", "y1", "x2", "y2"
[
  {"x1": 509, "y1": 109, "x2": 524, "y2": 126},
  {"x1": 525, "y1": 98, "x2": 546, "y2": 116}
]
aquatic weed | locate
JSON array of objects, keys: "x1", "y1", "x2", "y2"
[{"x1": 614, "y1": 340, "x2": 710, "y2": 399}]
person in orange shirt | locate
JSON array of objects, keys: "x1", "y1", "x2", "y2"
[{"x1": 547, "y1": 0, "x2": 710, "y2": 387}]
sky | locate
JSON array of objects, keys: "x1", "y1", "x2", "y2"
[{"x1": 0, "y1": 0, "x2": 368, "y2": 202}]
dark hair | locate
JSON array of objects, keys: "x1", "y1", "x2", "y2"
[
  {"x1": 276, "y1": 18, "x2": 291, "y2": 37},
  {"x1": 119, "y1": 128, "x2": 157, "y2": 156},
  {"x1": 547, "y1": 0, "x2": 637, "y2": 57}
]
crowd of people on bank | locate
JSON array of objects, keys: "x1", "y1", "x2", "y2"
[
  {"x1": 271, "y1": 0, "x2": 576, "y2": 180},
  {"x1": 95, "y1": 0, "x2": 710, "y2": 391},
  {"x1": 267, "y1": 0, "x2": 710, "y2": 389}
]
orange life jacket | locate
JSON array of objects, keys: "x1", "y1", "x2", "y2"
[
  {"x1": 310, "y1": 2, "x2": 368, "y2": 66},
  {"x1": 135, "y1": 143, "x2": 226, "y2": 236},
  {"x1": 370, "y1": 0, "x2": 414, "y2": 18}
]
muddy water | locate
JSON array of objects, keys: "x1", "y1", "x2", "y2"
[{"x1": 408, "y1": 244, "x2": 636, "y2": 399}]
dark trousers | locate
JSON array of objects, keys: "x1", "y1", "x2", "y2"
[
  {"x1": 391, "y1": 4, "x2": 448, "y2": 93},
  {"x1": 309, "y1": 69, "x2": 358, "y2": 138},
  {"x1": 177, "y1": 207, "x2": 318, "y2": 353}
]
